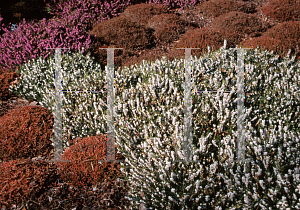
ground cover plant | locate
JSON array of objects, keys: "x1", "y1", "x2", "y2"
[
  {"x1": 1, "y1": 0, "x2": 300, "y2": 209},
  {"x1": 0, "y1": 106, "x2": 55, "y2": 162},
  {"x1": 8, "y1": 43, "x2": 300, "y2": 209},
  {"x1": 114, "y1": 45, "x2": 300, "y2": 209}
]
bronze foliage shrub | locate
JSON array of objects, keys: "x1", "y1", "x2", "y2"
[
  {"x1": 0, "y1": 158, "x2": 59, "y2": 209},
  {"x1": 175, "y1": 27, "x2": 241, "y2": 59},
  {"x1": 196, "y1": 0, "x2": 257, "y2": 18},
  {"x1": 121, "y1": 2, "x2": 169, "y2": 26},
  {"x1": 239, "y1": 36, "x2": 290, "y2": 58},
  {"x1": 210, "y1": 11, "x2": 271, "y2": 39},
  {"x1": 0, "y1": 105, "x2": 54, "y2": 162},
  {"x1": 89, "y1": 15, "x2": 155, "y2": 51},
  {"x1": 260, "y1": 0, "x2": 300, "y2": 22},
  {"x1": 240, "y1": 35, "x2": 284, "y2": 51},
  {"x1": 88, "y1": 14, "x2": 156, "y2": 71},
  {"x1": 55, "y1": 134, "x2": 126, "y2": 188},
  {"x1": 146, "y1": 13, "x2": 187, "y2": 44},
  {"x1": 262, "y1": 20, "x2": 300, "y2": 58},
  {"x1": 0, "y1": 68, "x2": 20, "y2": 100}
]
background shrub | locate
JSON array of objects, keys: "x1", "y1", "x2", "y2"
[
  {"x1": 0, "y1": 12, "x2": 95, "y2": 72},
  {"x1": 240, "y1": 36, "x2": 289, "y2": 58},
  {"x1": 260, "y1": 0, "x2": 300, "y2": 22},
  {"x1": 196, "y1": 0, "x2": 257, "y2": 18},
  {"x1": 175, "y1": 27, "x2": 241, "y2": 59},
  {"x1": 210, "y1": 11, "x2": 271, "y2": 39},
  {"x1": 261, "y1": 20, "x2": 300, "y2": 59},
  {"x1": 146, "y1": 13, "x2": 187, "y2": 45},
  {"x1": 0, "y1": 0, "x2": 55, "y2": 36},
  {"x1": 88, "y1": 13, "x2": 156, "y2": 71},
  {"x1": 121, "y1": 2, "x2": 169, "y2": 26}
]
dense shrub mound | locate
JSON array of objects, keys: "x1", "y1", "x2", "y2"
[
  {"x1": 55, "y1": 134, "x2": 125, "y2": 188},
  {"x1": 121, "y1": 2, "x2": 169, "y2": 26},
  {"x1": 146, "y1": 13, "x2": 187, "y2": 44},
  {"x1": 88, "y1": 11, "x2": 157, "y2": 71},
  {"x1": 89, "y1": 15, "x2": 155, "y2": 51},
  {"x1": 196, "y1": 0, "x2": 257, "y2": 18},
  {"x1": 240, "y1": 36, "x2": 289, "y2": 58},
  {"x1": 260, "y1": 0, "x2": 300, "y2": 22},
  {"x1": 0, "y1": 158, "x2": 59, "y2": 209},
  {"x1": 262, "y1": 21, "x2": 300, "y2": 57},
  {"x1": 210, "y1": 11, "x2": 271, "y2": 39},
  {"x1": 174, "y1": 27, "x2": 241, "y2": 59},
  {"x1": 115, "y1": 44, "x2": 300, "y2": 209},
  {"x1": 25, "y1": 178, "x2": 133, "y2": 210},
  {"x1": 0, "y1": 105, "x2": 54, "y2": 162},
  {"x1": 0, "y1": 68, "x2": 20, "y2": 100}
]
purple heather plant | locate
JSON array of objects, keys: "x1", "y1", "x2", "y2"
[
  {"x1": 0, "y1": 11, "x2": 95, "y2": 71},
  {"x1": 0, "y1": 0, "x2": 204, "y2": 72},
  {"x1": 43, "y1": 0, "x2": 205, "y2": 35}
]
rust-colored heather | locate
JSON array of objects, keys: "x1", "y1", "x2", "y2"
[
  {"x1": 88, "y1": 15, "x2": 155, "y2": 51},
  {"x1": 0, "y1": 105, "x2": 54, "y2": 162},
  {"x1": 55, "y1": 134, "x2": 126, "y2": 188},
  {"x1": 88, "y1": 14, "x2": 156, "y2": 72},
  {"x1": 262, "y1": 20, "x2": 300, "y2": 58},
  {"x1": 239, "y1": 36, "x2": 290, "y2": 58},
  {"x1": 146, "y1": 13, "x2": 187, "y2": 45},
  {"x1": 0, "y1": 67, "x2": 20, "y2": 100},
  {"x1": 196, "y1": 0, "x2": 257, "y2": 18},
  {"x1": 260, "y1": 0, "x2": 300, "y2": 22},
  {"x1": 121, "y1": 2, "x2": 169, "y2": 26},
  {"x1": 210, "y1": 11, "x2": 271, "y2": 39},
  {"x1": 174, "y1": 27, "x2": 241, "y2": 59},
  {"x1": 0, "y1": 158, "x2": 59, "y2": 209}
]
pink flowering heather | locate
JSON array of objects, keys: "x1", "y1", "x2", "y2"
[
  {"x1": 0, "y1": 12, "x2": 94, "y2": 71},
  {"x1": 0, "y1": 0, "x2": 204, "y2": 71},
  {"x1": 44, "y1": 0, "x2": 204, "y2": 32}
]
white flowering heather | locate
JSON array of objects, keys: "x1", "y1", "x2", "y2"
[
  {"x1": 9, "y1": 51, "x2": 108, "y2": 150},
  {"x1": 112, "y1": 46, "x2": 300, "y2": 209},
  {"x1": 9, "y1": 44, "x2": 300, "y2": 209}
]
